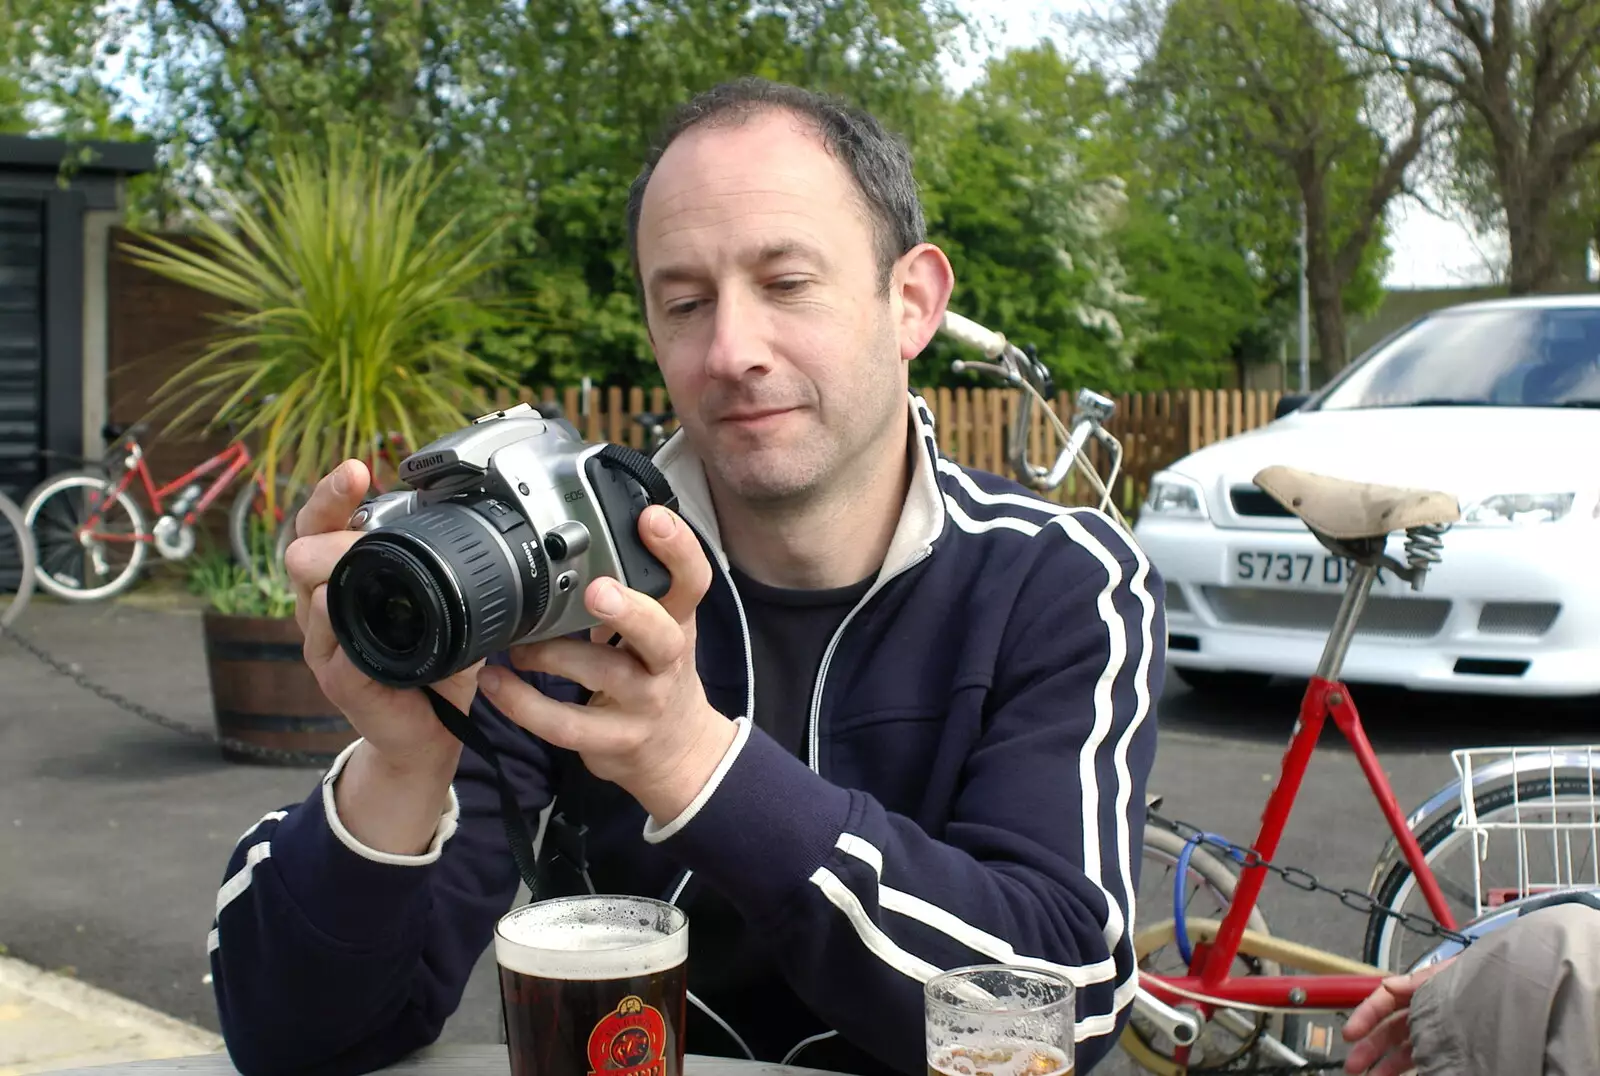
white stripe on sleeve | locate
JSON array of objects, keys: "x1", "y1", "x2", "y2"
[{"x1": 216, "y1": 841, "x2": 273, "y2": 919}]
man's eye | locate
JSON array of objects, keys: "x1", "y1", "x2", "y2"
[
  {"x1": 769, "y1": 278, "x2": 809, "y2": 293},
  {"x1": 665, "y1": 299, "x2": 702, "y2": 317}
]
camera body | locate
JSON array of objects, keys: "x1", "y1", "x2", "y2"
[{"x1": 326, "y1": 403, "x2": 674, "y2": 689}]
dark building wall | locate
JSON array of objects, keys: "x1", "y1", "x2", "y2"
[{"x1": 106, "y1": 227, "x2": 238, "y2": 547}]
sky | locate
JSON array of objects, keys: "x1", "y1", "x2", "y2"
[{"x1": 949, "y1": 0, "x2": 1507, "y2": 290}]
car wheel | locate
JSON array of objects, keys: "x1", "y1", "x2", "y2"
[{"x1": 1175, "y1": 668, "x2": 1274, "y2": 694}]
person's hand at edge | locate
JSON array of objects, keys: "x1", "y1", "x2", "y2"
[{"x1": 1342, "y1": 959, "x2": 1454, "y2": 1076}]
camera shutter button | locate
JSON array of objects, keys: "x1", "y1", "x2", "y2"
[{"x1": 543, "y1": 521, "x2": 590, "y2": 561}]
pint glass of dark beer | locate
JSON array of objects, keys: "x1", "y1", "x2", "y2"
[
  {"x1": 495, "y1": 895, "x2": 689, "y2": 1076},
  {"x1": 925, "y1": 965, "x2": 1075, "y2": 1076}
]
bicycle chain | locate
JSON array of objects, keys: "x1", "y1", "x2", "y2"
[
  {"x1": 1148, "y1": 808, "x2": 1474, "y2": 948},
  {"x1": 0, "y1": 620, "x2": 335, "y2": 767}
]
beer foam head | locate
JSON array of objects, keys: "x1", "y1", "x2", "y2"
[{"x1": 495, "y1": 896, "x2": 688, "y2": 980}]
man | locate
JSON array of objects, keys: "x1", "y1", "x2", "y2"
[{"x1": 208, "y1": 77, "x2": 1163, "y2": 1076}]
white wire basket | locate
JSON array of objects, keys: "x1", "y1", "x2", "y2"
[{"x1": 1451, "y1": 744, "x2": 1600, "y2": 919}]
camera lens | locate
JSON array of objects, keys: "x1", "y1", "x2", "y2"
[
  {"x1": 328, "y1": 535, "x2": 461, "y2": 687},
  {"x1": 326, "y1": 500, "x2": 548, "y2": 688},
  {"x1": 357, "y1": 569, "x2": 427, "y2": 654}
]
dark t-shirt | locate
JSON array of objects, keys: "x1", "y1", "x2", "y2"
[
  {"x1": 684, "y1": 562, "x2": 876, "y2": 1060},
  {"x1": 729, "y1": 563, "x2": 876, "y2": 758}
]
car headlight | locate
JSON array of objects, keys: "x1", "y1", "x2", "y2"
[
  {"x1": 1463, "y1": 493, "x2": 1575, "y2": 525},
  {"x1": 1145, "y1": 472, "x2": 1208, "y2": 518}
]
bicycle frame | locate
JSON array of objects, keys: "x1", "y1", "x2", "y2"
[
  {"x1": 83, "y1": 439, "x2": 255, "y2": 540},
  {"x1": 1141, "y1": 562, "x2": 1460, "y2": 1018}
]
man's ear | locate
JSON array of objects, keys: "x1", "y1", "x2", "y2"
[{"x1": 891, "y1": 243, "x2": 955, "y2": 362}]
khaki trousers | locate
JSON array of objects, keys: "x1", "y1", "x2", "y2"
[{"x1": 1410, "y1": 902, "x2": 1600, "y2": 1076}]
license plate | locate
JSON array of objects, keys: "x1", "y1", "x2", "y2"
[{"x1": 1231, "y1": 550, "x2": 1393, "y2": 590}]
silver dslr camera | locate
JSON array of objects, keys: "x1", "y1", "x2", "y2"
[{"x1": 326, "y1": 402, "x2": 675, "y2": 688}]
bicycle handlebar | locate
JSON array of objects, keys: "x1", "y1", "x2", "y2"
[
  {"x1": 941, "y1": 311, "x2": 1010, "y2": 358},
  {"x1": 938, "y1": 312, "x2": 1120, "y2": 511}
]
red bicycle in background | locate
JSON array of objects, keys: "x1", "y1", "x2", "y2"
[
  {"x1": 20, "y1": 421, "x2": 296, "y2": 602},
  {"x1": 941, "y1": 310, "x2": 1600, "y2": 1073}
]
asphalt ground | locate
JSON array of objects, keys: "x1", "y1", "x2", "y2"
[{"x1": 2, "y1": 586, "x2": 1595, "y2": 1070}]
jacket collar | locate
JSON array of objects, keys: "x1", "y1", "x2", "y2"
[{"x1": 651, "y1": 391, "x2": 948, "y2": 584}]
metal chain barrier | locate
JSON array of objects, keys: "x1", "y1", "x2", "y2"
[{"x1": 0, "y1": 620, "x2": 334, "y2": 767}]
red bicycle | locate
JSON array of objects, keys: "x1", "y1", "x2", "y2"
[
  {"x1": 20, "y1": 421, "x2": 297, "y2": 602},
  {"x1": 940, "y1": 310, "x2": 1600, "y2": 1073}
]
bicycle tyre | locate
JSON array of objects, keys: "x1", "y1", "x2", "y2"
[
  {"x1": 23, "y1": 471, "x2": 149, "y2": 602},
  {"x1": 1121, "y1": 825, "x2": 1299, "y2": 1075},
  {"x1": 1362, "y1": 773, "x2": 1600, "y2": 971},
  {"x1": 0, "y1": 491, "x2": 37, "y2": 627},
  {"x1": 228, "y1": 473, "x2": 303, "y2": 573}
]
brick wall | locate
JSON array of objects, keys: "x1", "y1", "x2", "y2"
[{"x1": 106, "y1": 227, "x2": 239, "y2": 550}]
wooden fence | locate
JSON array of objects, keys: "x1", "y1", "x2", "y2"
[{"x1": 489, "y1": 385, "x2": 1285, "y2": 514}]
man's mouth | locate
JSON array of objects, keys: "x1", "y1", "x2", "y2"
[{"x1": 719, "y1": 406, "x2": 796, "y2": 426}]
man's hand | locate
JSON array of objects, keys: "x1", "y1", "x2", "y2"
[
  {"x1": 477, "y1": 504, "x2": 735, "y2": 826},
  {"x1": 284, "y1": 459, "x2": 479, "y2": 854},
  {"x1": 1342, "y1": 959, "x2": 1454, "y2": 1075}
]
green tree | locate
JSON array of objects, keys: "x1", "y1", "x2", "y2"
[
  {"x1": 1316, "y1": 0, "x2": 1600, "y2": 294},
  {"x1": 76, "y1": 1, "x2": 969, "y2": 386},
  {"x1": 920, "y1": 44, "x2": 1154, "y2": 392},
  {"x1": 1091, "y1": 0, "x2": 1436, "y2": 372}
]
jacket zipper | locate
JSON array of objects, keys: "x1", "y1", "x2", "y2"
[{"x1": 805, "y1": 546, "x2": 934, "y2": 773}]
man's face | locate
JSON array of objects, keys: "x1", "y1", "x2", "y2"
[{"x1": 634, "y1": 109, "x2": 910, "y2": 505}]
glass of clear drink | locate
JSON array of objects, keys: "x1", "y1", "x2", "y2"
[{"x1": 925, "y1": 965, "x2": 1075, "y2": 1076}]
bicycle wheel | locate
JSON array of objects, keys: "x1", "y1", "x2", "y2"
[
  {"x1": 0, "y1": 491, "x2": 37, "y2": 627},
  {"x1": 1363, "y1": 773, "x2": 1600, "y2": 972},
  {"x1": 1121, "y1": 825, "x2": 1299, "y2": 1074},
  {"x1": 24, "y1": 471, "x2": 149, "y2": 601},
  {"x1": 228, "y1": 472, "x2": 305, "y2": 574}
]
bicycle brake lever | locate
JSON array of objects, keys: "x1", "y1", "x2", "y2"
[{"x1": 1022, "y1": 345, "x2": 1055, "y2": 401}]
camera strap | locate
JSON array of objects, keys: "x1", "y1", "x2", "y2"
[
  {"x1": 416, "y1": 444, "x2": 679, "y2": 903},
  {"x1": 421, "y1": 684, "x2": 549, "y2": 899}
]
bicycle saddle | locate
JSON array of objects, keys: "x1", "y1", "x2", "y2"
[{"x1": 1253, "y1": 465, "x2": 1459, "y2": 541}]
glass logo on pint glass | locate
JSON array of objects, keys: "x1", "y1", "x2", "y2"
[{"x1": 586, "y1": 995, "x2": 667, "y2": 1076}]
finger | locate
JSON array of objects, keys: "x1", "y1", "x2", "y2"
[
  {"x1": 304, "y1": 584, "x2": 339, "y2": 666},
  {"x1": 283, "y1": 530, "x2": 364, "y2": 590},
  {"x1": 285, "y1": 530, "x2": 365, "y2": 634},
  {"x1": 637, "y1": 506, "x2": 712, "y2": 625},
  {"x1": 1371, "y1": 1041, "x2": 1415, "y2": 1076},
  {"x1": 1343, "y1": 979, "x2": 1407, "y2": 1040},
  {"x1": 1343, "y1": 1010, "x2": 1411, "y2": 1074},
  {"x1": 509, "y1": 636, "x2": 643, "y2": 703},
  {"x1": 477, "y1": 665, "x2": 636, "y2": 753},
  {"x1": 294, "y1": 459, "x2": 371, "y2": 539},
  {"x1": 581, "y1": 575, "x2": 686, "y2": 675}
]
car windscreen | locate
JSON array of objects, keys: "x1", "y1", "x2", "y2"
[{"x1": 1316, "y1": 306, "x2": 1600, "y2": 410}]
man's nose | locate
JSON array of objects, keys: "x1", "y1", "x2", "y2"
[{"x1": 703, "y1": 290, "x2": 772, "y2": 381}]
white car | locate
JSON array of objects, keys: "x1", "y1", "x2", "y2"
[{"x1": 1134, "y1": 295, "x2": 1600, "y2": 698}]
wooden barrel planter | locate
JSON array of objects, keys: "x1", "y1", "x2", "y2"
[{"x1": 201, "y1": 611, "x2": 359, "y2": 766}]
